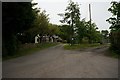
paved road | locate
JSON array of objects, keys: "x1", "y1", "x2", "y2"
[{"x1": 3, "y1": 44, "x2": 118, "y2": 78}]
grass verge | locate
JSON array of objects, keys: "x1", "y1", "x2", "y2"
[
  {"x1": 64, "y1": 43, "x2": 106, "y2": 50},
  {"x1": 3, "y1": 42, "x2": 59, "y2": 61},
  {"x1": 105, "y1": 48, "x2": 119, "y2": 59}
]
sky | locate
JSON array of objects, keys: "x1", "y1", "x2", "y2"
[{"x1": 32, "y1": 0, "x2": 118, "y2": 31}]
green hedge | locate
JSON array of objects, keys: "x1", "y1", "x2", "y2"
[{"x1": 110, "y1": 30, "x2": 120, "y2": 54}]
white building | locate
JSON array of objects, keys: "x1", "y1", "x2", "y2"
[
  {"x1": 35, "y1": 34, "x2": 40, "y2": 43},
  {"x1": 35, "y1": 34, "x2": 61, "y2": 43}
]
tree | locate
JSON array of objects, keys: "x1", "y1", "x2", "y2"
[
  {"x1": 58, "y1": 25, "x2": 71, "y2": 43},
  {"x1": 48, "y1": 23, "x2": 60, "y2": 36},
  {"x1": 59, "y1": 0, "x2": 102, "y2": 44},
  {"x1": 2, "y1": 2, "x2": 37, "y2": 56},
  {"x1": 100, "y1": 30, "x2": 109, "y2": 43},
  {"x1": 101, "y1": 30, "x2": 109, "y2": 39},
  {"x1": 76, "y1": 18, "x2": 87, "y2": 43},
  {"x1": 21, "y1": 9, "x2": 49, "y2": 43},
  {"x1": 84, "y1": 20, "x2": 100, "y2": 43},
  {"x1": 106, "y1": 1, "x2": 120, "y2": 30},
  {"x1": 106, "y1": 1, "x2": 120, "y2": 54},
  {"x1": 59, "y1": 0, "x2": 80, "y2": 44}
]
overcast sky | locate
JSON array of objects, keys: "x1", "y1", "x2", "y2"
[{"x1": 32, "y1": 0, "x2": 118, "y2": 31}]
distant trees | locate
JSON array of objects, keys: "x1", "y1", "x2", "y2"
[
  {"x1": 29, "y1": 10, "x2": 50, "y2": 43},
  {"x1": 59, "y1": 0, "x2": 102, "y2": 44},
  {"x1": 48, "y1": 23, "x2": 60, "y2": 36},
  {"x1": 59, "y1": 0, "x2": 80, "y2": 44},
  {"x1": 58, "y1": 25, "x2": 71, "y2": 43},
  {"x1": 101, "y1": 30, "x2": 109, "y2": 43},
  {"x1": 76, "y1": 19, "x2": 87, "y2": 43},
  {"x1": 76, "y1": 19, "x2": 101, "y2": 43},
  {"x1": 16, "y1": 5, "x2": 60, "y2": 43},
  {"x1": 85, "y1": 21, "x2": 100, "y2": 43},
  {"x1": 106, "y1": 1, "x2": 120, "y2": 54}
]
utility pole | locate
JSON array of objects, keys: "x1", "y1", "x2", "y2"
[
  {"x1": 89, "y1": 4, "x2": 92, "y2": 26},
  {"x1": 89, "y1": 4, "x2": 92, "y2": 43}
]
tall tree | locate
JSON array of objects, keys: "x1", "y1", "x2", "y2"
[
  {"x1": 106, "y1": 1, "x2": 120, "y2": 53},
  {"x1": 2, "y1": 2, "x2": 36, "y2": 56},
  {"x1": 59, "y1": 0, "x2": 80, "y2": 44},
  {"x1": 76, "y1": 18, "x2": 87, "y2": 43},
  {"x1": 106, "y1": 1, "x2": 120, "y2": 31}
]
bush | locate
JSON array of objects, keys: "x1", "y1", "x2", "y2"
[
  {"x1": 3, "y1": 35, "x2": 19, "y2": 56},
  {"x1": 3, "y1": 42, "x2": 59, "y2": 60},
  {"x1": 110, "y1": 30, "x2": 120, "y2": 54}
]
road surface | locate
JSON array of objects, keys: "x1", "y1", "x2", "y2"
[{"x1": 3, "y1": 44, "x2": 118, "y2": 78}]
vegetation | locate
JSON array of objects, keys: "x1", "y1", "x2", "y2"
[
  {"x1": 2, "y1": 2, "x2": 60, "y2": 57},
  {"x1": 3, "y1": 43, "x2": 58, "y2": 60},
  {"x1": 3, "y1": 0, "x2": 118, "y2": 59},
  {"x1": 58, "y1": 0, "x2": 81, "y2": 44},
  {"x1": 64, "y1": 43, "x2": 102, "y2": 50},
  {"x1": 3, "y1": 2, "x2": 36, "y2": 56},
  {"x1": 106, "y1": 1, "x2": 120, "y2": 54},
  {"x1": 58, "y1": 0, "x2": 102, "y2": 45},
  {"x1": 104, "y1": 47, "x2": 119, "y2": 59}
]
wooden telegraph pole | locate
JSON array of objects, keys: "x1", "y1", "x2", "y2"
[
  {"x1": 89, "y1": 4, "x2": 91, "y2": 27},
  {"x1": 89, "y1": 4, "x2": 92, "y2": 43}
]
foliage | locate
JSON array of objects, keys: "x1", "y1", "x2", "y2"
[
  {"x1": 106, "y1": 1, "x2": 120, "y2": 30},
  {"x1": 59, "y1": 0, "x2": 102, "y2": 44},
  {"x1": 76, "y1": 19, "x2": 87, "y2": 43},
  {"x1": 76, "y1": 19, "x2": 101, "y2": 44},
  {"x1": 23, "y1": 10, "x2": 60, "y2": 43},
  {"x1": 109, "y1": 30, "x2": 120, "y2": 54},
  {"x1": 2, "y1": 2, "x2": 36, "y2": 56},
  {"x1": 22, "y1": 10, "x2": 49, "y2": 43},
  {"x1": 100, "y1": 30, "x2": 109, "y2": 43},
  {"x1": 101, "y1": 30, "x2": 109, "y2": 38},
  {"x1": 58, "y1": 25, "x2": 71, "y2": 43},
  {"x1": 17, "y1": 8, "x2": 60, "y2": 43},
  {"x1": 106, "y1": 1, "x2": 120, "y2": 54},
  {"x1": 59, "y1": 0, "x2": 80, "y2": 44},
  {"x1": 3, "y1": 43, "x2": 59, "y2": 60},
  {"x1": 64, "y1": 43, "x2": 102, "y2": 50},
  {"x1": 2, "y1": 1, "x2": 61, "y2": 57},
  {"x1": 86, "y1": 21, "x2": 99, "y2": 43},
  {"x1": 48, "y1": 24, "x2": 60, "y2": 36},
  {"x1": 104, "y1": 47, "x2": 119, "y2": 59}
]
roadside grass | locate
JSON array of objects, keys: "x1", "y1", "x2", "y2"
[
  {"x1": 3, "y1": 42, "x2": 59, "y2": 61},
  {"x1": 105, "y1": 48, "x2": 119, "y2": 59},
  {"x1": 64, "y1": 43, "x2": 106, "y2": 50},
  {"x1": 109, "y1": 51, "x2": 119, "y2": 59}
]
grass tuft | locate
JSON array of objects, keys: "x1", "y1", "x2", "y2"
[
  {"x1": 3, "y1": 42, "x2": 59, "y2": 61},
  {"x1": 104, "y1": 47, "x2": 119, "y2": 59},
  {"x1": 64, "y1": 43, "x2": 104, "y2": 50}
]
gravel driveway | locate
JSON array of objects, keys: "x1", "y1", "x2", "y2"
[{"x1": 3, "y1": 44, "x2": 118, "y2": 78}]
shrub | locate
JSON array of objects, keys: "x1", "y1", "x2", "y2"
[{"x1": 110, "y1": 30, "x2": 120, "y2": 54}]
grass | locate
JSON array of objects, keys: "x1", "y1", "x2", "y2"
[
  {"x1": 64, "y1": 43, "x2": 119, "y2": 59},
  {"x1": 105, "y1": 48, "x2": 119, "y2": 59},
  {"x1": 64, "y1": 43, "x2": 105, "y2": 50},
  {"x1": 109, "y1": 51, "x2": 119, "y2": 59},
  {"x1": 3, "y1": 42, "x2": 59, "y2": 61}
]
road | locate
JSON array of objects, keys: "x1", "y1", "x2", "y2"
[{"x1": 3, "y1": 44, "x2": 118, "y2": 78}]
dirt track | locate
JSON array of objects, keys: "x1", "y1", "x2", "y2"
[{"x1": 3, "y1": 44, "x2": 118, "y2": 78}]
